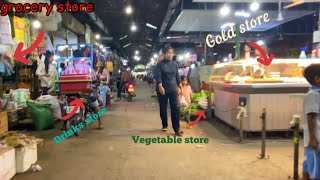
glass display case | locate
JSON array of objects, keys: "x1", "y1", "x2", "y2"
[
  {"x1": 208, "y1": 58, "x2": 320, "y2": 132},
  {"x1": 209, "y1": 59, "x2": 320, "y2": 84}
]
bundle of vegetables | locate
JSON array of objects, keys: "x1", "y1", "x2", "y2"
[
  {"x1": 191, "y1": 93, "x2": 202, "y2": 103},
  {"x1": 0, "y1": 131, "x2": 43, "y2": 149},
  {"x1": 190, "y1": 103, "x2": 199, "y2": 114}
]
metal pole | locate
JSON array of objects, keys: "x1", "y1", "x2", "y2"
[
  {"x1": 235, "y1": 24, "x2": 241, "y2": 60},
  {"x1": 292, "y1": 115, "x2": 301, "y2": 180},
  {"x1": 239, "y1": 112, "x2": 243, "y2": 143},
  {"x1": 207, "y1": 84, "x2": 212, "y2": 120},
  {"x1": 260, "y1": 108, "x2": 266, "y2": 159}
]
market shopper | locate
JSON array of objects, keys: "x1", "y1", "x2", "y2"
[
  {"x1": 179, "y1": 76, "x2": 193, "y2": 128},
  {"x1": 116, "y1": 68, "x2": 131, "y2": 101},
  {"x1": 155, "y1": 46, "x2": 183, "y2": 136},
  {"x1": 36, "y1": 51, "x2": 57, "y2": 95},
  {"x1": 96, "y1": 62, "x2": 111, "y2": 84},
  {"x1": 302, "y1": 64, "x2": 320, "y2": 180}
]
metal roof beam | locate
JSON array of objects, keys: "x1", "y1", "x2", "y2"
[{"x1": 159, "y1": 0, "x2": 181, "y2": 38}]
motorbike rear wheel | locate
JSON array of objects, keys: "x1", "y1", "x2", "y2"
[{"x1": 71, "y1": 115, "x2": 79, "y2": 136}]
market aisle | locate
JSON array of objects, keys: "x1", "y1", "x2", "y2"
[{"x1": 13, "y1": 82, "x2": 304, "y2": 180}]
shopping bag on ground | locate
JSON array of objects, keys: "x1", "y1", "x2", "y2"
[{"x1": 27, "y1": 100, "x2": 54, "y2": 131}]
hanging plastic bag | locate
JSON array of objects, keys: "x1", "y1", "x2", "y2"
[
  {"x1": 0, "y1": 15, "x2": 13, "y2": 45},
  {"x1": 0, "y1": 54, "x2": 5, "y2": 73}
]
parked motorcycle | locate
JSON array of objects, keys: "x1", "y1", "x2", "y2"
[
  {"x1": 64, "y1": 96, "x2": 83, "y2": 136},
  {"x1": 121, "y1": 82, "x2": 136, "y2": 102}
]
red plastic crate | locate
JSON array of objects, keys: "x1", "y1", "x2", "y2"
[
  {"x1": 60, "y1": 82, "x2": 91, "y2": 91},
  {"x1": 60, "y1": 74, "x2": 91, "y2": 81},
  {"x1": 59, "y1": 74, "x2": 92, "y2": 91}
]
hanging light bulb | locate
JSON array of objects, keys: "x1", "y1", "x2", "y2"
[
  {"x1": 131, "y1": 24, "x2": 137, "y2": 32},
  {"x1": 220, "y1": 4, "x2": 230, "y2": 16},
  {"x1": 32, "y1": 20, "x2": 41, "y2": 29},
  {"x1": 250, "y1": 2, "x2": 260, "y2": 11}
]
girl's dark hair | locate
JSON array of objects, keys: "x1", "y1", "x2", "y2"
[
  {"x1": 303, "y1": 64, "x2": 320, "y2": 85},
  {"x1": 162, "y1": 46, "x2": 174, "y2": 54},
  {"x1": 181, "y1": 75, "x2": 188, "y2": 85},
  {"x1": 44, "y1": 51, "x2": 54, "y2": 74}
]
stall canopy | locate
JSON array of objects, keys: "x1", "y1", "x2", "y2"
[{"x1": 170, "y1": 10, "x2": 315, "y2": 32}]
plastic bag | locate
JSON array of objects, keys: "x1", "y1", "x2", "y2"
[
  {"x1": 37, "y1": 95, "x2": 62, "y2": 120},
  {"x1": 179, "y1": 95, "x2": 188, "y2": 107},
  {"x1": 27, "y1": 100, "x2": 54, "y2": 131},
  {"x1": 10, "y1": 89, "x2": 29, "y2": 106},
  {"x1": 0, "y1": 15, "x2": 13, "y2": 45}
]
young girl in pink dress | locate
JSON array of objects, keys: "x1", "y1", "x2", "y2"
[{"x1": 178, "y1": 76, "x2": 193, "y2": 128}]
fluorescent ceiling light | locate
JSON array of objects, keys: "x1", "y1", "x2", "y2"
[
  {"x1": 153, "y1": 54, "x2": 158, "y2": 58},
  {"x1": 250, "y1": 2, "x2": 260, "y2": 11},
  {"x1": 119, "y1": 35, "x2": 128, "y2": 40},
  {"x1": 146, "y1": 23, "x2": 157, "y2": 30},
  {"x1": 80, "y1": 44, "x2": 86, "y2": 48},
  {"x1": 221, "y1": 23, "x2": 235, "y2": 29},
  {"x1": 220, "y1": 4, "x2": 230, "y2": 16},
  {"x1": 123, "y1": 43, "x2": 131, "y2": 48},
  {"x1": 145, "y1": 43, "x2": 152, "y2": 47},
  {"x1": 135, "y1": 50, "x2": 139, "y2": 55},
  {"x1": 166, "y1": 36, "x2": 172, "y2": 39},
  {"x1": 223, "y1": 58, "x2": 228, "y2": 62},
  {"x1": 213, "y1": 53, "x2": 218, "y2": 55},
  {"x1": 99, "y1": 45, "x2": 103, "y2": 49},
  {"x1": 95, "y1": 34, "x2": 100, "y2": 39},
  {"x1": 235, "y1": 11, "x2": 250, "y2": 18}
]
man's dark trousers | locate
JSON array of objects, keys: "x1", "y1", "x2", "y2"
[{"x1": 157, "y1": 91, "x2": 180, "y2": 133}]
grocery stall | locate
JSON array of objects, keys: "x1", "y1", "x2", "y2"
[{"x1": 209, "y1": 58, "x2": 319, "y2": 132}]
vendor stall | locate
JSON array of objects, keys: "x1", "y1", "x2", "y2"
[{"x1": 209, "y1": 58, "x2": 319, "y2": 132}]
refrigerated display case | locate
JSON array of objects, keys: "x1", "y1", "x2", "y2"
[{"x1": 209, "y1": 58, "x2": 319, "y2": 132}]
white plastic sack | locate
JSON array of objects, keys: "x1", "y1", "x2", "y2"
[
  {"x1": 37, "y1": 95, "x2": 62, "y2": 120},
  {"x1": 0, "y1": 15, "x2": 13, "y2": 45}
]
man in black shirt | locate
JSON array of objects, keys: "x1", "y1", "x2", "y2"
[{"x1": 155, "y1": 46, "x2": 183, "y2": 136}]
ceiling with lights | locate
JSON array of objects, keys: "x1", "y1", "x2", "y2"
[{"x1": 75, "y1": 0, "x2": 319, "y2": 66}]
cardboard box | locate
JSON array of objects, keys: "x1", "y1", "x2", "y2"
[
  {"x1": 0, "y1": 111, "x2": 8, "y2": 136},
  {"x1": 15, "y1": 142, "x2": 38, "y2": 173},
  {"x1": 0, "y1": 148, "x2": 16, "y2": 180}
]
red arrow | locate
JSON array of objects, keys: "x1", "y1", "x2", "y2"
[
  {"x1": 62, "y1": 98, "x2": 85, "y2": 121},
  {"x1": 188, "y1": 110, "x2": 206, "y2": 127},
  {"x1": 13, "y1": 31, "x2": 45, "y2": 65},
  {"x1": 248, "y1": 41, "x2": 274, "y2": 66}
]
